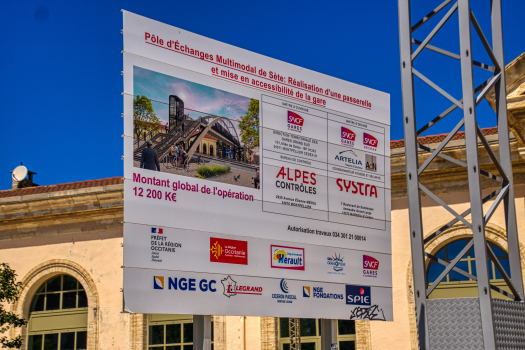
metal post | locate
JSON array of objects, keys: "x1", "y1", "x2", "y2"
[
  {"x1": 491, "y1": 0, "x2": 525, "y2": 300},
  {"x1": 320, "y1": 319, "x2": 338, "y2": 350},
  {"x1": 457, "y1": 1, "x2": 496, "y2": 348},
  {"x1": 289, "y1": 318, "x2": 300, "y2": 350},
  {"x1": 397, "y1": 1, "x2": 430, "y2": 349},
  {"x1": 193, "y1": 315, "x2": 212, "y2": 350}
]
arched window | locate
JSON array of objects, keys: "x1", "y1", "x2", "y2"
[
  {"x1": 278, "y1": 318, "x2": 356, "y2": 350},
  {"x1": 202, "y1": 143, "x2": 207, "y2": 155},
  {"x1": 28, "y1": 275, "x2": 88, "y2": 350},
  {"x1": 427, "y1": 238, "x2": 511, "y2": 299},
  {"x1": 209, "y1": 145, "x2": 214, "y2": 156}
]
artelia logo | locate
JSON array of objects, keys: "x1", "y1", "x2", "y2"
[
  {"x1": 334, "y1": 150, "x2": 362, "y2": 170},
  {"x1": 151, "y1": 227, "x2": 163, "y2": 234},
  {"x1": 363, "y1": 133, "x2": 378, "y2": 150},
  {"x1": 303, "y1": 286, "x2": 343, "y2": 300},
  {"x1": 346, "y1": 285, "x2": 371, "y2": 305},
  {"x1": 341, "y1": 127, "x2": 356, "y2": 146},
  {"x1": 363, "y1": 255, "x2": 379, "y2": 278},
  {"x1": 221, "y1": 276, "x2": 262, "y2": 297},
  {"x1": 365, "y1": 154, "x2": 377, "y2": 172},
  {"x1": 327, "y1": 253, "x2": 345, "y2": 272},
  {"x1": 210, "y1": 238, "x2": 248, "y2": 265},
  {"x1": 153, "y1": 276, "x2": 164, "y2": 289},
  {"x1": 271, "y1": 245, "x2": 305, "y2": 270},
  {"x1": 287, "y1": 111, "x2": 304, "y2": 132}
]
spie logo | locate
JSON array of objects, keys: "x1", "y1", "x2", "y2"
[
  {"x1": 363, "y1": 255, "x2": 379, "y2": 278},
  {"x1": 151, "y1": 227, "x2": 163, "y2": 234},
  {"x1": 363, "y1": 133, "x2": 378, "y2": 150},
  {"x1": 287, "y1": 111, "x2": 304, "y2": 133},
  {"x1": 341, "y1": 127, "x2": 356, "y2": 147},
  {"x1": 346, "y1": 285, "x2": 371, "y2": 305}
]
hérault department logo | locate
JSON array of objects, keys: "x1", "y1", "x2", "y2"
[{"x1": 153, "y1": 276, "x2": 164, "y2": 289}]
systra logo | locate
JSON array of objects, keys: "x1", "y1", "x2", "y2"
[{"x1": 287, "y1": 111, "x2": 304, "y2": 132}]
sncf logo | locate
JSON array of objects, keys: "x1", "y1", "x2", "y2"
[
  {"x1": 287, "y1": 111, "x2": 304, "y2": 132},
  {"x1": 363, "y1": 133, "x2": 378, "y2": 149},
  {"x1": 363, "y1": 255, "x2": 379, "y2": 278},
  {"x1": 341, "y1": 127, "x2": 356, "y2": 146}
]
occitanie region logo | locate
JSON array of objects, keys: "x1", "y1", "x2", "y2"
[{"x1": 210, "y1": 241, "x2": 224, "y2": 259}]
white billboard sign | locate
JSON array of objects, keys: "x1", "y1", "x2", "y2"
[{"x1": 122, "y1": 10, "x2": 392, "y2": 321}]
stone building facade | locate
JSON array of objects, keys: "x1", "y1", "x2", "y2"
[{"x1": 2, "y1": 53, "x2": 525, "y2": 350}]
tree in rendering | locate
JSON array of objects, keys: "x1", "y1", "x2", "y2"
[
  {"x1": 0, "y1": 263, "x2": 27, "y2": 349},
  {"x1": 238, "y1": 99, "x2": 259, "y2": 154},
  {"x1": 134, "y1": 95, "x2": 161, "y2": 141}
]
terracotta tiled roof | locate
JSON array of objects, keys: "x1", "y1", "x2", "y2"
[
  {"x1": 390, "y1": 126, "x2": 498, "y2": 149},
  {"x1": 0, "y1": 176, "x2": 123, "y2": 199}
]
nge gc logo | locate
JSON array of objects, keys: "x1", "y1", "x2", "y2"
[{"x1": 153, "y1": 276, "x2": 217, "y2": 292}]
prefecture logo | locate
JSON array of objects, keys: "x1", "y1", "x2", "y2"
[
  {"x1": 153, "y1": 276, "x2": 164, "y2": 289},
  {"x1": 365, "y1": 154, "x2": 377, "y2": 172},
  {"x1": 210, "y1": 238, "x2": 248, "y2": 265},
  {"x1": 287, "y1": 111, "x2": 304, "y2": 132},
  {"x1": 151, "y1": 227, "x2": 164, "y2": 234},
  {"x1": 327, "y1": 253, "x2": 346, "y2": 273},
  {"x1": 221, "y1": 275, "x2": 262, "y2": 297},
  {"x1": 346, "y1": 285, "x2": 371, "y2": 306},
  {"x1": 363, "y1": 133, "x2": 378, "y2": 150},
  {"x1": 271, "y1": 245, "x2": 305, "y2": 270},
  {"x1": 153, "y1": 276, "x2": 216, "y2": 292},
  {"x1": 341, "y1": 127, "x2": 356, "y2": 147},
  {"x1": 363, "y1": 255, "x2": 379, "y2": 278},
  {"x1": 303, "y1": 286, "x2": 343, "y2": 300},
  {"x1": 273, "y1": 279, "x2": 297, "y2": 303}
]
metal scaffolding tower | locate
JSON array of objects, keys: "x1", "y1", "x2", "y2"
[
  {"x1": 398, "y1": 0, "x2": 525, "y2": 348},
  {"x1": 290, "y1": 318, "x2": 301, "y2": 350}
]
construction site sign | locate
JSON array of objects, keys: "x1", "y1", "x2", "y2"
[{"x1": 122, "y1": 10, "x2": 392, "y2": 321}]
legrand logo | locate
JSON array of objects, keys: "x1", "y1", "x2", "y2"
[
  {"x1": 271, "y1": 245, "x2": 305, "y2": 270},
  {"x1": 341, "y1": 127, "x2": 356, "y2": 146},
  {"x1": 221, "y1": 276, "x2": 262, "y2": 297},
  {"x1": 210, "y1": 238, "x2": 248, "y2": 265},
  {"x1": 327, "y1": 253, "x2": 346, "y2": 272},
  {"x1": 334, "y1": 150, "x2": 362, "y2": 170},
  {"x1": 363, "y1": 255, "x2": 379, "y2": 278},
  {"x1": 287, "y1": 111, "x2": 304, "y2": 133},
  {"x1": 153, "y1": 276, "x2": 217, "y2": 292},
  {"x1": 363, "y1": 133, "x2": 378, "y2": 150}
]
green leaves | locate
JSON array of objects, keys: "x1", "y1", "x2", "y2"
[
  {"x1": 238, "y1": 99, "x2": 259, "y2": 150},
  {"x1": 0, "y1": 263, "x2": 27, "y2": 349},
  {"x1": 134, "y1": 95, "x2": 161, "y2": 140}
]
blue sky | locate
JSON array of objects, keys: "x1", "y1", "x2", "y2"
[
  {"x1": 1, "y1": 0, "x2": 524, "y2": 189},
  {"x1": 133, "y1": 66, "x2": 251, "y2": 124}
]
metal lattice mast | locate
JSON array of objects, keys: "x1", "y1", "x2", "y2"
[
  {"x1": 289, "y1": 318, "x2": 301, "y2": 350},
  {"x1": 398, "y1": 0, "x2": 525, "y2": 349}
]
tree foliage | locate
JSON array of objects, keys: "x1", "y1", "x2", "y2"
[
  {"x1": 238, "y1": 99, "x2": 259, "y2": 150},
  {"x1": 134, "y1": 95, "x2": 161, "y2": 140},
  {"x1": 0, "y1": 263, "x2": 27, "y2": 349}
]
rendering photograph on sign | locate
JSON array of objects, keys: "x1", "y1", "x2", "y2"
[{"x1": 122, "y1": 10, "x2": 392, "y2": 321}]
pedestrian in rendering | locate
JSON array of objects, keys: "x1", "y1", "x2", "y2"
[
  {"x1": 182, "y1": 122, "x2": 185, "y2": 133},
  {"x1": 181, "y1": 149, "x2": 187, "y2": 168},
  {"x1": 174, "y1": 144, "x2": 180, "y2": 165},
  {"x1": 252, "y1": 166, "x2": 260, "y2": 189},
  {"x1": 165, "y1": 123, "x2": 169, "y2": 133},
  {"x1": 170, "y1": 145, "x2": 176, "y2": 164},
  {"x1": 140, "y1": 140, "x2": 160, "y2": 171}
]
